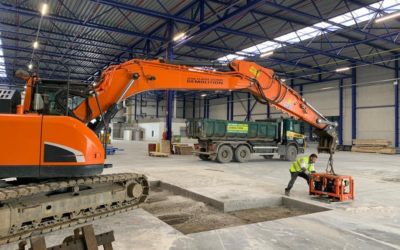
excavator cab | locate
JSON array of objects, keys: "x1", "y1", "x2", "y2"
[{"x1": 26, "y1": 78, "x2": 89, "y2": 116}]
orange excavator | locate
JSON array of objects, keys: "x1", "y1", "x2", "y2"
[{"x1": 0, "y1": 59, "x2": 340, "y2": 243}]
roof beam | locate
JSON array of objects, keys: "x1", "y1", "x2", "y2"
[
  {"x1": 1, "y1": 62, "x2": 92, "y2": 77},
  {"x1": 175, "y1": 0, "x2": 267, "y2": 47}
]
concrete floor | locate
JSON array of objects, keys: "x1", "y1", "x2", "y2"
[{"x1": 3, "y1": 141, "x2": 400, "y2": 249}]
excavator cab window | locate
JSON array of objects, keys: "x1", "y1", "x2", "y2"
[{"x1": 33, "y1": 79, "x2": 89, "y2": 115}]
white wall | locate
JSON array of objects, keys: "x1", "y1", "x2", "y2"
[
  {"x1": 355, "y1": 66, "x2": 396, "y2": 143},
  {"x1": 303, "y1": 81, "x2": 339, "y2": 116},
  {"x1": 138, "y1": 122, "x2": 164, "y2": 141},
  {"x1": 209, "y1": 98, "x2": 227, "y2": 119},
  {"x1": 137, "y1": 119, "x2": 188, "y2": 141}
]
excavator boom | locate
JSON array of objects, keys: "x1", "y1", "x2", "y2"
[{"x1": 72, "y1": 59, "x2": 337, "y2": 154}]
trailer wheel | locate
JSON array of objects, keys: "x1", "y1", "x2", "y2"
[
  {"x1": 285, "y1": 145, "x2": 298, "y2": 161},
  {"x1": 199, "y1": 154, "x2": 210, "y2": 161},
  {"x1": 216, "y1": 145, "x2": 233, "y2": 163},
  {"x1": 234, "y1": 145, "x2": 251, "y2": 163}
]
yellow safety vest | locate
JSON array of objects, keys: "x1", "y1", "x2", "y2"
[{"x1": 290, "y1": 156, "x2": 315, "y2": 173}]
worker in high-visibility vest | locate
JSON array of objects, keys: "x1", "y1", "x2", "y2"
[{"x1": 285, "y1": 154, "x2": 318, "y2": 196}]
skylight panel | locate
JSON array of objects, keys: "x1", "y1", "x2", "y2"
[
  {"x1": 242, "y1": 45, "x2": 260, "y2": 53},
  {"x1": 313, "y1": 22, "x2": 340, "y2": 31},
  {"x1": 372, "y1": 0, "x2": 400, "y2": 10},
  {"x1": 216, "y1": 54, "x2": 245, "y2": 63},
  {"x1": 0, "y1": 38, "x2": 5, "y2": 78}
]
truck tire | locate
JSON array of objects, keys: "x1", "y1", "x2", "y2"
[
  {"x1": 263, "y1": 155, "x2": 273, "y2": 160},
  {"x1": 199, "y1": 154, "x2": 210, "y2": 161},
  {"x1": 234, "y1": 145, "x2": 251, "y2": 163},
  {"x1": 216, "y1": 145, "x2": 233, "y2": 163},
  {"x1": 285, "y1": 145, "x2": 297, "y2": 161}
]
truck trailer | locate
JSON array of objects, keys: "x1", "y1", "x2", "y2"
[{"x1": 187, "y1": 118, "x2": 305, "y2": 163}]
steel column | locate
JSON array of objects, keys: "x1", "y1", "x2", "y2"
[
  {"x1": 230, "y1": 92, "x2": 234, "y2": 120},
  {"x1": 134, "y1": 95, "x2": 137, "y2": 121},
  {"x1": 192, "y1": 95, "x2": 196, "y2": 118},
  {"x1": 246, "y1": 93, "x2": 251, "y2": 121},
  {"x1": 339, "y1": 79, "x2": 344, "y2": 145},
  {"x1": 351, "y1": 66, "x2": 357, "y2": 140},
  {"x1": 203, "y1": 98, "x2": 207, "y2": 118},
  {"x1": 267, "y1": 103, "x2": 270, "y2": 118},
  {"x1": 227, "y1": 96, "x2": 230, "y2": 120},
  {"x1": 166, "y1": 91, "x2": 174, "y2": 140},
  {"x1": 183, "y1": 96, "x2": 186, "y2": 119},
  {"x1": 207, "y1": 99, "x2": 210, "y2": 118},
  {"x1": 166, "y1": 21, "x2": 174, "y2": 141},
  {"x1": 395, "y1": 57, "x2": 399, "y2": 147},
  {"x1": 156, "y1": 97, "x2": 159, "y2": 118}
]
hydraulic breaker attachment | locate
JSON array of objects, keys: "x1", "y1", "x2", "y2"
[
  {"x1": 314, "y1": 118, "x2": 338, "y2": 155},
  {"x1": 315, "y1": 129, "x2": 337, "y2": 154}
]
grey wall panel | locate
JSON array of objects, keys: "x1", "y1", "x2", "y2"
[
  {"x1": 357, "y1": 107, "x2": 395, "y2": 144},
  {"x1": 303, "y1": 81, "x2": 339, "y2": 116}
]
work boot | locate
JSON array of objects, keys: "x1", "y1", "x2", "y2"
[{"x1": 284, "y1": 188, "x2": 290, "y2": 196}]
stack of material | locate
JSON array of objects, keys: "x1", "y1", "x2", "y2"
[
  {"x1": 352, "y1": 139, "x2": 396, "y2": 154},
  {"x1": 160, "y1": 140, "x2": 171, "y2": 154},
  {"x1": 174, "y1": 144, "x2": 194, "y2": 155},
  {"x1": 148, "y1": 140, "x2": 170, "y2": 157}
]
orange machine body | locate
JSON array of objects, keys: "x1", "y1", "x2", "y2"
[
  {"x1": 0, "y1": 114, "x2": 104, "y2": 178},
  {"x1": 0, "y1": 59, "x2": 336, "y2": 179}
]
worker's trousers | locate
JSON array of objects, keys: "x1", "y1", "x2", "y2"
[{"x1": 285, "y1": 171, "x2": 309, "y2": 191}]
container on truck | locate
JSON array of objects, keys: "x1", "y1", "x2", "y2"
[{"x1": 186, "y1": 118, "x2": 305, "y2": 163}]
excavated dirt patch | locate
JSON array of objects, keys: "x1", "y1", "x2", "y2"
[{"x1": 141, "y1": 187, "x2": 310, "y2": 234}]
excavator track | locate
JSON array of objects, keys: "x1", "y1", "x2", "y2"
[{"x1": 0, "y1": 173, "x2": 149, "y2": 245}]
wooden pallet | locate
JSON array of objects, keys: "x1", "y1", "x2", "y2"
[
  {"x1": 352, "y1": 139, "x2": 391, "y2": 147},
  {"x1": 351, "y1": 146, "x2": 396, "y2": 154},
  {"x1": 149, "y1": 151, "x2": 169, "y2": 157},
  {"x1": 351, "y1": 139, "x2": 396, "y2": 155}
]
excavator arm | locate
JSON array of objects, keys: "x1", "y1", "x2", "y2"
[{"x1": 73, "y1": 59, "x2": 337, "y2": 155}]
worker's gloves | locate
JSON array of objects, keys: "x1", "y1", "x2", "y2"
[
  {"x1": 311, "y1": 171, "x2": 316, "y2": 174},
  {"x1": 301, "y1": 167, "x2": 307, "y2": 172}
]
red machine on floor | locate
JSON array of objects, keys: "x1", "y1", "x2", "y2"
[{"x1": 309, "y1": 173, "x2": 354, "y2": 201}]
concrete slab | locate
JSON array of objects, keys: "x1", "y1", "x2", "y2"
[
  {"x1": 175, "y1": 209, "x2": 400, "y2": 250},
  {"x1": 104, "y1": 141, "x2": 400, "y2": 249}
]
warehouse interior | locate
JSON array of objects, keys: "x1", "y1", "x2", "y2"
[{"x1": 0, "y1": 0, "x2": 400, "y2": 249}]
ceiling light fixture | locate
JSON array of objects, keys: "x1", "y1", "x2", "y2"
[
  {"x1": 335, "y1": 67, "x2": 350, "y2": 72},
  {"x1": 173, "y1": 32, "x2": 186, "y2": 42},
  {"x1": 41, "y1": 3, "x2": 48, "y2": 15},
  {"x1": 260, "y1": 51, "x2": 274, "y2": 58},
  {"x1": 375, "y1": 11, "x2": 400, "y2": 23}
]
